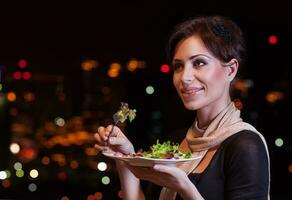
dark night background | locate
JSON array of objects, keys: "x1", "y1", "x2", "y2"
[{"x1": 0, "y1": 1, "x2": 291, "y2": 199}]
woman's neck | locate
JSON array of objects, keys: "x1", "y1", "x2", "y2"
[{"x1": 196, "y1": 97, "x2": 232, "y2": 129}]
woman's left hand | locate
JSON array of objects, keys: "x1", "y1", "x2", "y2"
[{"x1": 127, "y1": 164, "x2": 189, "y2": 192}]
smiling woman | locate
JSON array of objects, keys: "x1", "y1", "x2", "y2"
[{"x1": 94, "y1": 15, "x2": 270, "y2": 200}]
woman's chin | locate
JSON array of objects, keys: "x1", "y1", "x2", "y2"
[{"x1": 183, "y1": 101, "x2": 200, "y2": 111}]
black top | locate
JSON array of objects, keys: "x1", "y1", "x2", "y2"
[{"x1": 175, "y1": 130, "x2": 269, "y2": 200}]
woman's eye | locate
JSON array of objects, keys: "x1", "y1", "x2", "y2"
[
  {"x1": 192, "y1": 60, "x2": 206, "y2": 67},
  {"x1": 172, "y1": 63, "x2": 183, "y2": 71}
]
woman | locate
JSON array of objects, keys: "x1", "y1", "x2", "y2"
[{"x1": 94, "y1": 16, "x2": 270, "y2": 200}]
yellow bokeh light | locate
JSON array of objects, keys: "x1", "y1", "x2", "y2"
[
  {"x1": 24, "y1": 92, "x2": 35, "y2": 102},
  {"x1": 81, "y1": 60, "x2": 98, "y2": 71},
  {"x1": 127, "y1": 59, "x2": 138, "y2": 71},
  {"x1": 107, "y1": 69, "x2": 119, "y2": 78},
  {"x1": 7, "y1": 92, "x2": 16, "y2": 102},
  {"x1": 266, "y1": 91, "x2": 284, "y2": 103},
  {"x1": 107, "y1": 62, "x2": 121, "y2": 78},
  {"x1": 85, "y1": 147, "x2": 98, "y2": 156},
  {"x1": 110, "y1": 62, "x2": 121, "y2": 70}
]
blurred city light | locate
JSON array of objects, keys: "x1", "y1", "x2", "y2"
[
  {"x1": 160, "y1": 64, "x2": 170, "y2": 73},
  {"x1": 101, "y1": 176, "x2": 110, "y2": 185},
  {"x1": 268, "y1": 35, "x2": 278, "y2": 45},
  {"x1": 28, "y1": 183, "x2": 37, "y2": 192},
  {"x1": 29, "y1": 169, "x2": 39, "y2": 178},
  {"x1": 18, "y1": 59, "x2": 28, "y2": 68},
  {"x1": 16, "y1": 169, "x2": 24, "y2": 178},
  {"x1": 13, "y1": 71, "x2": 22, "y2": 80},
  {"x1": 107, "y1": 62, "x2": 121, "y2": 78},
  {"x1": 145, "y1": 86, "x2": 154, "y2": 95},
  {"x1": 266, "y1": 91, "x2": 284, "y2": 103},
  {"x1": 22, "y1": 72, "x2": 31, "y2": 80},
  {"x1": 0, "y1": 171, "x2": 7, "y2": 180},
  {"x1": 54, "y1": 117, "x2": 65, "y2": 127},
  {"x1": 275, "y1": 138, "x2": 284, "y2": 147},
  {"x1": 81, "y1": 60, "x2": 98, "y2": 71},
  {"x1": 127, "y1": 59, "x2": 138, "y2": 71},
  {"x1": 97, "y1": 162, "x2": 107, "y2": 171},
  {"x1": 14, "y1": 162, "x2": 22, "y2": 170},
  {"x1": 7, "y1": 92, "x2": 16, "y2": 102},
  {"x1": 10, "y1": 143, "x2": 20, "y2": 154}
]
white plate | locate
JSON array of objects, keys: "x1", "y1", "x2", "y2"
[{"x1": 102, "y1": 151, "x2": 202, "y2": 167}]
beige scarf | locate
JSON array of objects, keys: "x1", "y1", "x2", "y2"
[{"x1": 159, "y1": 102, "x2": 270, "y2": 200}]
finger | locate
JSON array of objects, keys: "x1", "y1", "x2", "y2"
[
  {"x1": 97, "y1": 126, "x2": 109, "y2": 141},
  {"x1": 94, "y1": 133, "x2": 107, "y2": 145},
  {"x1": 108, "y1": 136, "x2": 127, "y2": 146},
  {"x1": 106, "y1": 125, "x2": 113, "y2": 132},
  {"x1": 107, "y1": 125, "x2": 122, "y2": 137},
  {"x1": 94, "y1": 144, "x2": 105, "y2": 152},
  {"x1": 153, "y1": 164, "x2": 175, "y2": 173}
]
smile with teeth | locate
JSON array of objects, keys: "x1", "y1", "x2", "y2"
[{"x1": 181, "y1": 87, "x2": 203, "y2": 98}]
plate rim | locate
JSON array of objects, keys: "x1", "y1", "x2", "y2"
[{"x1": 102, "y1": 151, "x2": 202, "y2": 164}]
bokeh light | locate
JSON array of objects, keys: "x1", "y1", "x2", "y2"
[
  {"x1": 275, "y1": 138, "x2": 284, "y2": 147},
  {"x1": 268, "y1": 35, "x2": 278, "y2": 45},
  {"x1": 41, "y1": 156, "x2": 50, "y2": 165},
  {"x1": 29, "y1": 169, "x2": 39, "y2": 178},
  {"x1": 22, "y1": 72, "x2": 31, "y2": 80},
  {"x1": 16, "y1": 169, "x2": 24, "y2": 178},
  {"x1": 0, "y1": 171, "x2": 7, "y2": 180},
  {"x1": 54, "y1": 117, "x2": 65, "y2": 127},
  {"x1": 18, "y1": 59, "x2": 27, "y2": 68},
  {"x1": 60, "y1": 196, "x2": 70, "y2": 200},
  {"x1": 14, "y1": 162, "x2": 22, "y2": 170},
  {"x1": 160, "y1": 64, "x2": 170, "y2": 73},
  {"x1": 145, "y1": 86, "x2": 154, "y2": 95},
  {"x1": 13, "y1": 71, "x2": 22, "y2": 80},
  {"x1": 101, "y1": 176, "x2": 110, "y2": 185},
  {"x1": 97, "y1": 162, "x2": 107, "y2": 171},
  {"x1": 2, "y1": 179, "x2": 11, "y2": 188},
  {"x1": 10, "y1": 143, "x2": 20, "y2": 154},
  {"x1": 7, "y1": 92, "x2": 16, "y2": 102},
  {"x1": 28, "y1": 183, "x2": 37, "y2": 192}
]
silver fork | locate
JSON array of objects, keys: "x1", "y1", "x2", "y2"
[{"x1": 108, "y1": 113, "x2": 120, "y2": 138}]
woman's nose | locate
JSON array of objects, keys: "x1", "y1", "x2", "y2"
[{"x1": 181, "y1": 65, "x2": 194, "y2": 85}]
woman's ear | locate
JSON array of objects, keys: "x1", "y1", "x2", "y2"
[{"x1": 224, "y1": 58, "x2": 239, "y2": 82}]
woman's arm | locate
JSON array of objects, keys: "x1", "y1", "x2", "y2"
[
  {"x1": 116, "y1": 160, "x2": 145, "y2": 200},
  {"x1": 177, "y1": 177, "x2": 204, "y2": 200}
]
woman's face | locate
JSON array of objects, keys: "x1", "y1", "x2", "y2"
[{"x1": 172, "y1": 35, "x2": 234, "y2": 111}]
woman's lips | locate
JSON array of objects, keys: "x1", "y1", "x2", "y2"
[{"x1": 180, "y1": 87, "x2": 203, "y2": 99}]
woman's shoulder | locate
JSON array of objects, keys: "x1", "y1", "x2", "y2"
[
  {"x1": 220, "y1": 130, "x2": 268, "y2": 163},
  {"x1": 222, "y1": 129, "x2": 266, "y2": 149}
]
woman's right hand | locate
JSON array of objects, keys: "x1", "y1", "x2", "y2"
[{"x1": 94, "y1": 125, "x2": 135, "y2": 155}]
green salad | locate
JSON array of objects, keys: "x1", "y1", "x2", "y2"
[
  {"x1": 113, "y1": 102, "x2": 136, "y2": 124},
  {"x1": 134, "y1": 140, "x2": 192, "y2": 159}
]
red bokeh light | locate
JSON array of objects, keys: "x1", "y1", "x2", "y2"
[
  {"x1": 268, "y1": 35, "x2": 278, "y2": 45},
  {"x1": 160, "y1": 64, "x2": 170, "y2": 73},
  {"x1": 18, "y1": 59, "x2": 27, "y2": 68},
  {"x1": 22, "y1": 72, "x2": 31, "y2": 80},
  {"x1": 13, "y1": 71, "x2": 22, "y2": 80}
]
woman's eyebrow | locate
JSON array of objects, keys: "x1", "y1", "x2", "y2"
[{"x1": 173, "y1": 54, "x2": 212, "y2": 62}]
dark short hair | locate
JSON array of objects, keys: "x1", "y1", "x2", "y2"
[{"x1": 167, "y1": 16, "x2": 246, "y2": 66}]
